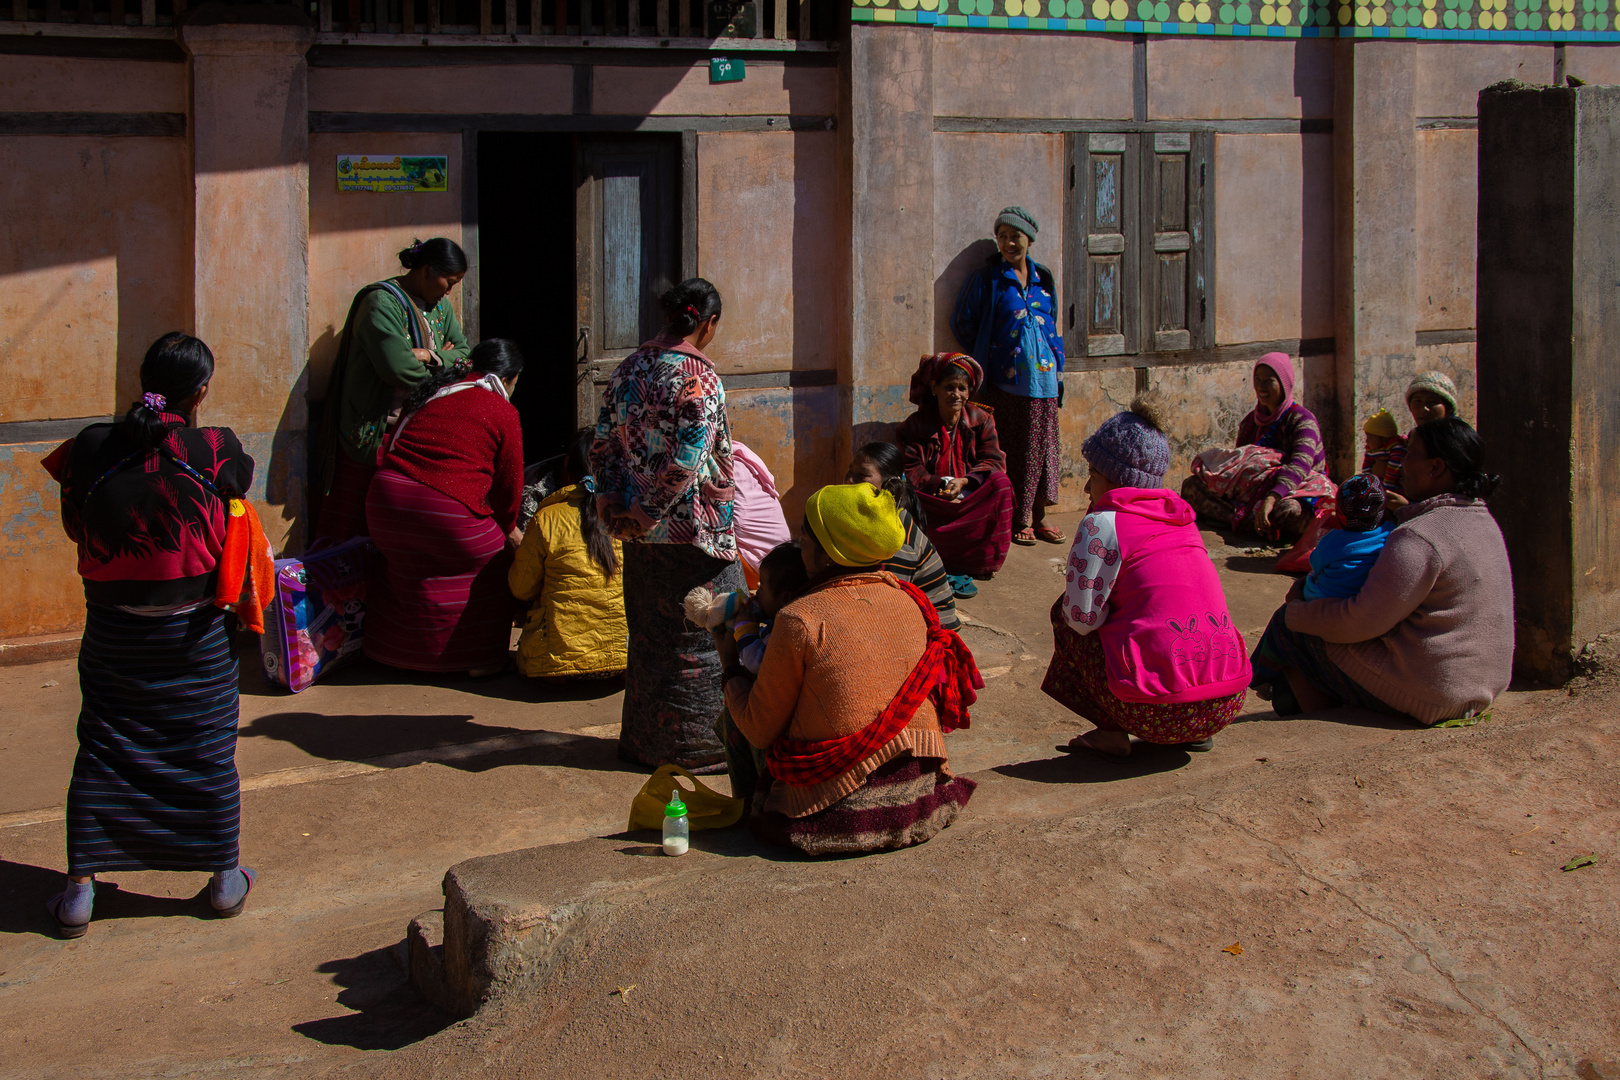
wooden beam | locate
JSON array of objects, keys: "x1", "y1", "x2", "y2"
[
  {"x1": 936, "y1": 117, "x2": 1333, "y2": 135},
  {"x1": 681, "y1": 128, "x2": 698, "y2": 279},
  {"x1": 348, "y1": 0, "x2": 361, "y2": 32},
  {"x1": 14, "y1": 0, "x2": 30, "y2": 21},
  {"x1": 677, "y1": 0, "x2": 689, "y2": 37},
  {"x1": 0, "y1": 111, "x2": 187, "y2": 136},
  {"x1": 504, "y1": 0, "x2": 516, "y2": 31},
  {"x1": 655, "y1": 0, "x2": 668, "y2": 33},
  {"x1": 428, "y1": 0, "x2": 441, "y2": 33},
  {"x1": 0, "y1": 417, "x2": 116, "y2": 444},
  {"x1": 77, "y1": 0, "x2": 91, "y2": 23},
  {"x1": 480, "y1": 0, "x2": 492, "y2": 33},
  {"x1": 312, "y1": 111, "x2": 836, "y2": 133},
  {"x1": 400, "y1": 0, "x2": 412, "y2": 34},
  {"x1": 797, "y1": 0, "x2": 810, "y2": 39},
  {"x1": 602, "y1": 0, "x2": 614, "y2": 35},
  {"x1": 627, "y1": 0, "x2": 639, "y2": 35},
  {"x1": 773, "y1": 0, "x2": 785, "y2": 39},
  {"x1": 557, "y1": 0, "x2": 567, "y2": 35},
  {"x1": 142, "y1": 0, "x2": 155, "y2": 23},
  {"x1": 110, "y1": 0, "x2": 126, "y2": 27}
]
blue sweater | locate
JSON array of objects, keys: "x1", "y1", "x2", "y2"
[{"x1": 1303, "y1": 522, "x2": 1396, "y2": 600}]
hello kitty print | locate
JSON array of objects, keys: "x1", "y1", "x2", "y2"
[{"x1": 1062, "y1": 511, "x2": 1123, "y2": 633}]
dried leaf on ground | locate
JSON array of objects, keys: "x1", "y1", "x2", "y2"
[
  {"x1": 1222, "y1": 942, "x2": 1244, "y2": 956},
  {"x1": 1562, "y1": 854, "x2": 1597, "y2": 872}
]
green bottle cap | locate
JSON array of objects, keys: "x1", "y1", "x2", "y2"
[{"x1": 665, "y1": 788, "x2": 688, "y2": 818}]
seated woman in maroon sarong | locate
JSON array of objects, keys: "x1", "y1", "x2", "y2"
[
  {"x1": 364, "y1": 338, "x2": 525, "y2": 678},
  {"x1": 716, "y1": 482, "x2": 979, "y2": 856},
  {"x1": 895, "y1": 352, "x2": 1015, "y2": 598}
]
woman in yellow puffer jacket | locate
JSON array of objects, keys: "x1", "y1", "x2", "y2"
[{"x1": 509, "y1": 430, "x2": 627, "y2": 680}]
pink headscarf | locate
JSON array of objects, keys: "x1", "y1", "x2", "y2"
[
  {"x1": 908, "y1": 352, "x2": 985, "y2": 407},
  {"x1": 1250, "y1": 352, "x2": 1296, "y2": 427}
]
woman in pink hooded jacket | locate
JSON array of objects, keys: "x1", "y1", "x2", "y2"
[{"x1": 1043, "y1": 398, "x2": 1251, "y2": 758}]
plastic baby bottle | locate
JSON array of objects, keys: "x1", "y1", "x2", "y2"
[{"x1": 662, "y1": 786, "x2": 690, "y2": 856}]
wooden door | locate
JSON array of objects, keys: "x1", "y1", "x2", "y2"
[
  {"x1": 575, "y1": 136, "x2": 681, "y2": 431},
  {"x1": 1138, "y1": 132, "x2": 1211, "y2": 355}
]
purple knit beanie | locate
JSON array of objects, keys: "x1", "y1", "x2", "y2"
[{"x1": 1082, "y1": 401, "x2": 1171, "y2": 489}]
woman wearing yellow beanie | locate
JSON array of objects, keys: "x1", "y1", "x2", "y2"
[{"x1": 714, "y1": 483, "x2": 980, "y2": 855}]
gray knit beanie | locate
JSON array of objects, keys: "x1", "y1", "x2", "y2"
[
  {"x1": 994, "y1": 206, "x2": 1038, "y2": 239},
  {"x1": 1082, "y1": 398, "x2": 1171, "y2": 489}
]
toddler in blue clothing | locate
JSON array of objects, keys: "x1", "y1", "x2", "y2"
[
  {"x1": 1303, "y1": 473, "x2": 1395, "y2": 600},
  {"x1": 682, "y1": 542, "x2": 808, "y2": 673}
]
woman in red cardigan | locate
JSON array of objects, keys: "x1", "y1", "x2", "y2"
[
  {"x1": 364, "y1": 338, "x2": 525, "y2": 677},
  {"x1": 895, "y1": 353, "x2": 1015, "y2": 598}
]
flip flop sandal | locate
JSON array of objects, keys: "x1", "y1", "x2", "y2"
[
  {"x1": 1034, "y1": 526, "x2": 1068, "y2": 544},
  {"x1": 1054, "y1": 733, "x2": 1132, "y2": 759},
  {"x1": 1012, "y1": 529, "x2": 1038, "y2": 546},
  {"x1": 46, "y1": 893, "x2": 90, "y2": 939},
  {"x1": 1174, "y1": 738, "x2": 1216, "y2": 752},
  {"x1": 212, "y1": 867, "x2": 257, "y2": 919}
]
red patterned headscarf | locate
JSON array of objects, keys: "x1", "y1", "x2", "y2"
[{"x1": 908, "y1": 352, "x2": 984, "y2": 406}]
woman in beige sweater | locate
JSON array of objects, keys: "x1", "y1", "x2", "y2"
[
  {"x1": 1250, "y1": 418, "x2": 1513, "y2": 724},
  {"x1": 717, "y1": 482, "x2": 980, "y2": 856}
]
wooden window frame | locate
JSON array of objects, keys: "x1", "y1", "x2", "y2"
[{"x1": 1064, "y1": 130, "x2": 1215, "y2": 371}]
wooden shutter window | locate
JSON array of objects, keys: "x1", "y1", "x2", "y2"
[
  {"x1": 1076, "y1": 132, "x2": 1137, "y2": 358},
  {"x1": 1139, "y1": 131, "x2": 1211, "y2": 355}
]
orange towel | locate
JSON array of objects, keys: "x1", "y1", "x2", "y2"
[{"x1": 216, "y1": 497, "x2": 277, "y2": 634}]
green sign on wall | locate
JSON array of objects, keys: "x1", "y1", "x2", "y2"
[
  {"x1": 337, "y1": 155, "x2": 450, "y2": 193},
  {"x1": 710, "y1": 56, "x2": 747, "y2": 83}
]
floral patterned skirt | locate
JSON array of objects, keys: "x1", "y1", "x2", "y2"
[
  {"x1": 978, "y1": 383, "x2": 1061, "y2": 528},
  {"x1": 1041, "y1": 603, "x2": 1247, "y2": 744}
]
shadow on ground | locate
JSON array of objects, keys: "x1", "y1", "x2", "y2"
[
  {"x1": 239, "y1": 648, "x2": 624, "y2": 707},
  {"x1": 0, "y1": 862, "x2": 216, "y2": 939},
  {"x1": 292, "y1": 944, "x2": 455, "y2": 1051},
  {"x1": 236, "y1": 711, "x2": 641, "y2": 775}
]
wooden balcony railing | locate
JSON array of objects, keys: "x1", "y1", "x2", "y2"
[{"x1": 0, "y1": 0, "x2": 830, "y2": 40}]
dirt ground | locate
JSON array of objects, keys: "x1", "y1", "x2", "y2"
[{"x1": 1, "y1": 512, "x2": 1615, "y2": 1079}]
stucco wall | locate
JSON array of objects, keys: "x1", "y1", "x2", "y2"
[
  {"x1": 310, "y1": 64, "x2": 573, "y2": 114},
  {"x1": 1147, "y1": 38, "x2": 1334, "y2": 120},
  {"x1": 1413, "y1": 44, "x2": 1553, "y2": 116},
  {"x1": 1213, "y1": 132, "x2": 1334, "y2": 344},
  {"x1": 1415, "y1": 128, "x2": 1477, "y2": 332},
  {"x1": 594, "y1": 63, "x2": 836, "y2": 116},
  {"x1": 0, "y1": 444, "x2": 82, "y2": 639},
  {"x1": 697, "y1": 130, "x2": 847, "y2": 377},
  {"x1": 1565, "y1": 45, "x2": 1620, "y2": 84},
  {"x1": 0, "y1": 54, "x2": 186, "y2": 113},
  {"x1": 727, "y1": 385, "x2": 844, "y2": 527},
  {"x1": 931, "y1": 131, "x2": 1066, "y2": 355},
  {"x1": 307, "y1": 132, "x2": 465, "y2": 399},
  {"x1": 932, "y1": 31, "x2": 1134, "y2": 119}
]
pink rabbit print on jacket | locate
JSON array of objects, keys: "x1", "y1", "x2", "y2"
[{"x1": 1062, "y1": 489, "x2": 1252, "y2": 704}]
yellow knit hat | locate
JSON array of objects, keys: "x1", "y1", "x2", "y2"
[
  {"x1": 804, "y1": 483, "x2": 905, "y2": 567},
  {"x1": 1363, "y1": 408, "x2": 1399, "y2": 438}
]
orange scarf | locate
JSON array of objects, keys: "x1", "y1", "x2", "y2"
[{"x1": 215, "y1": 498, "x2": 276, "y2": 633}]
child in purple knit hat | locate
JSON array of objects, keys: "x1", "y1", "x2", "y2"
[{"x1": 1302, "y1": 473, "x2": 1395, "y2": 600}]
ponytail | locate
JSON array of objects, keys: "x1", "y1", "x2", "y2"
[
  {"x1": 404, "y1": 337, "x2": 526, "y2": 415},
  {"x1": 855, "y1": 441, "x2": 925, "y2": 528},
  {"x1": 658, "y1": 278, "x2": 723, "y2": 337},
  {"x1": 568, "y1": 427, "x2": 618, "y2": 579},
  {"x1": 1412, "y1": 417, "x2": 1501, "y2": 501},
  {"x1": 118, "y1": 332, "x2": 214, "y2": 450}
]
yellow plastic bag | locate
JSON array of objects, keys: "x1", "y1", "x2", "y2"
[{"x1": 627, "y1": 764, "x2": 744, "y2": 833}]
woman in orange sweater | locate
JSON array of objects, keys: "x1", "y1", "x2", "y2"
[{"x1": 716, "y1": 483, "x2": 980, "y2": 856}]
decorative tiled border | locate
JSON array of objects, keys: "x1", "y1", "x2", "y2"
[{"x1": 851, "y1": 0, "x2": 1620, "y2": 38}]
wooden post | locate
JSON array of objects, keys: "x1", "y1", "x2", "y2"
[
  {"x1": 798, "y1": 0, "x2": 810, "y2": 38},
  {"x1": 603, "y1": 0, "x2": 614, "y2": 34},
  {"x1": 773, "y1": 0, "x2": 784, "y2": 38},
  {"x1": 655, "y1": 0, "x2": 668, "y2": 33},
  {"x1": 428, "y1": 0, "x2": 441, "y2": 32},
  {"x1": 142, "y1": 0, "x2": 157, "y2": 26},
  {"x1": 479, "y1": 0, "x2": 491, "y2": 32},
  {"x1": 505, "y1": 0, "x2": 516, "y2": 31},
  {"x1": 580, "y1": 0, "x2": 592, "y2": 33},
  {"x1": 555, "y1": 0, "x2": 566, "y2": 34},
  {"x1": 400, "y1": 0, "x2": 412, "y2": 34},
  {"x1": 110, "y1": 0, "x2": 126, "y2": 26},
  {"x1": 77, "y1": 0, "x2": 91, "y2": 23},
  {"x1": 627, "y1": 0, "x2": 638, "y2": 35},
  {"x1": 13, "y1": 0, "x2": 29, "y2": 21},
  {"x1": 677, "y1": 0, "x2": 688, "y2": 35},
  {"x1": 347, "y1": 0, "x2": 360, "y2": 31},
  {"x1": 172, "y1": 0, "x2": 184, "y2": 18}
]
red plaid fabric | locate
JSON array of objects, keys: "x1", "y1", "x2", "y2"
[{"x1": 766, "y1": 580, "x2": 982, "y2": 788}]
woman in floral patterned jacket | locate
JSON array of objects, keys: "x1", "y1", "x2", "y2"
[{"x1": 591, "y1": 278, "x2": 741, "y2": 771}]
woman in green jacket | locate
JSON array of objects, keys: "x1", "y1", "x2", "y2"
[{"x1": 316, "y1": 237, "x2": 471, "y2": 543}]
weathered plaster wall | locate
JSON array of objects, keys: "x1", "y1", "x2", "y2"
[
  {"x1": 593, "y1": 64, "x2": 837, "y2": 116},
  {"x1": 1565, "y1": 45, "x2": 1620, "y2": 84},
  {"x1": 727, "y1": 385, "x2": 843, "y2": 527},
  {"x1": 1413, "y1": 43, "x2": 1553, "y2": 116},
  {"x1": 309, "y1": 64, "x2": 572, "y2": 114},
  {"x1": 0, "y1": 54, "x2": 187, "y2": 112},
  {"x1": 697, "y1": 130, "x2": 846, "y2": 377},
  {"x1": 1354, "y1": 341, "x2": 1478, "y2": 436},
  {"x1": 932, "y1": 31, "x2": 1133, "y2": 119},
  {"x1": 931, "y1": 131, "x2": 1066, "y2": 354},
  {"x1": 1415, "y1": 128, "x2": 1477, "y2": 332},
  {"x1": 1147, "y1": 38, "x2": 1334, "y2": 119},
  {"x1": 0, "y1": 135, "x2": 192, "y2": 422},
  {"x1": 1212, "y1": 132, "x2": 1334, "y2": 344},
  {"x1": 0, "y1": 445, "x2": 81, "y2": 639},
  {"x1": 307, "y1": 132, "x2": 465, "y2": 399}
]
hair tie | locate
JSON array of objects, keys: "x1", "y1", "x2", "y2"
[
  {"x1": 142, "y1": 392, "x2": 167, "y2": 411},
  {"x1": 685, "y1": 304, "x2": 702, "y2": 320},
  {"x1": 410, "y1": 240, "x2": 424, "y2": 253},
  {"x1": 582, "y1": 475, "x2": 596, "y2": 494},
  {"x1": 451, "y1": 360, "x2": 471, "y2": 377}
]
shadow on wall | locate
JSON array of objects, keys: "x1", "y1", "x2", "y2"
[{"x1": 935, "y1": 237, "x2": 999, "y2": 360}]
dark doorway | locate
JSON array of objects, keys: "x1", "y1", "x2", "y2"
[{"x1": 477, "y1": 131, "x2": 578, "y2": 464}]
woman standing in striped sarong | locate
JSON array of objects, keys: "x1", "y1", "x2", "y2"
[{"x1": 40, "y1": 333, "x2": 259, "y2": 938}]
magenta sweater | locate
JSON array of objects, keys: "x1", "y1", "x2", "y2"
[
  {"x1": 1061, "y1": 488, "x2": 1251, "y2": 703},
  {"x1": 1285, "y1": 495, "x2": 1514, "y2": 724}
]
